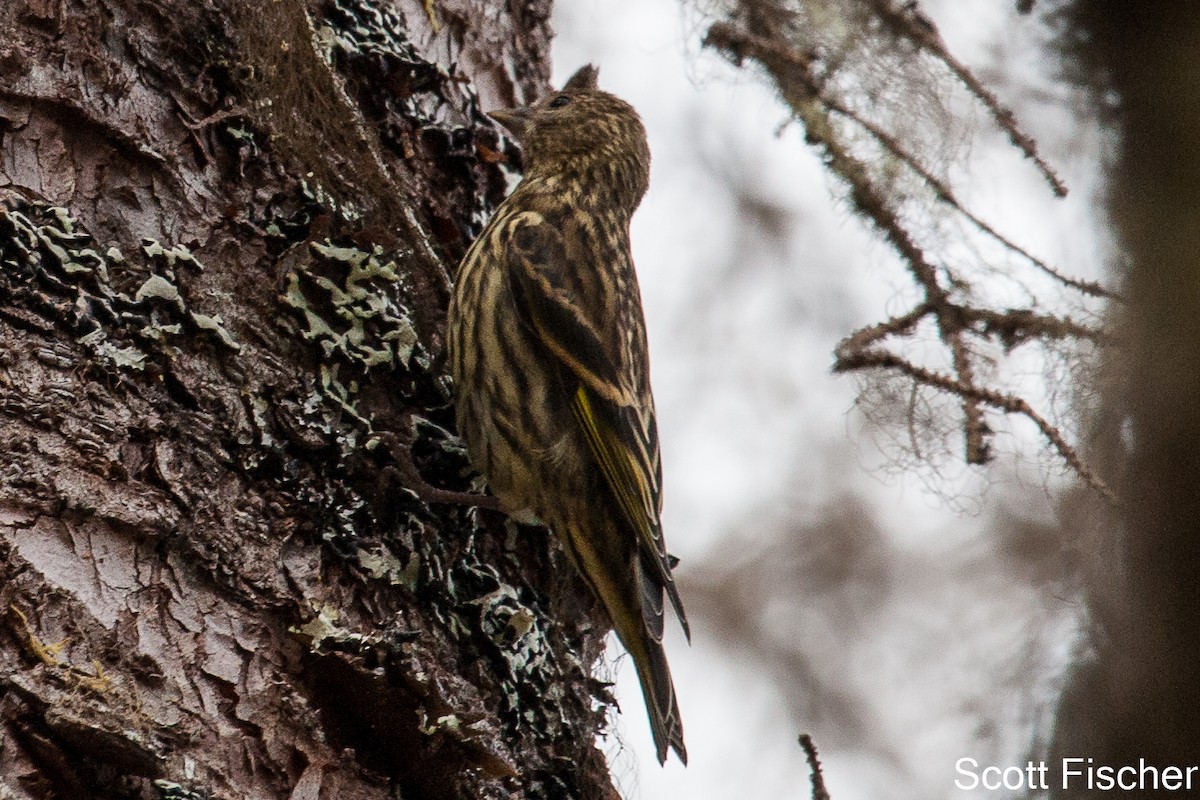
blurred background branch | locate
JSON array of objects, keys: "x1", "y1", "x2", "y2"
[{"x1": 701, "y1": 0, "x2": 1112, "y2": 500}]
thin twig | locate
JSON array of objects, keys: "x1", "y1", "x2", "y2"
[
  {"x1": 869, "y1": 0, "x2": 1068, "y2": 197},
  {"x1": 947, "y1": 331, "x2": 991, "y2": 464},
  {"x1": 834, "y1": 349, "x2": 1117, "y2": 503},
  {"x1": 835, "y1": 303, "x2": 932, "y2": 359},
  {"x1": 799, "y1": 734, "x2": 832, "y2": 800},
  {"x1": 963, "y1": 306, "x2": 1108, "y2": 349},
  {"x1": 818, "y1": 95, "x2": 1116, "y2": 300}
]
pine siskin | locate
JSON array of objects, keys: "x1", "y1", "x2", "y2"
[{"x1": 448, "y1": 65, "x2": 689, "y2": 765}]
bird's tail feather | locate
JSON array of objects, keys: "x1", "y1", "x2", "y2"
[
  {"x1": 556, "y1": 516, "x2": 687, "y2": 764},
  {"x1": 627, "y1": 625, "x2": 687, "y2": 765}
]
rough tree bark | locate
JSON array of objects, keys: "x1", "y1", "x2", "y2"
[{"x1": 0, "y1": 1, "x2": 622, "y2": 798}]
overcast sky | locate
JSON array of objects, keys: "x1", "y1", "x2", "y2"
[{"x1": 547, "y1": 1, "x2": 1110, "y2": 798}]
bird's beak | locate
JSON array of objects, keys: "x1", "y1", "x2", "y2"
[{"x1": 487, "y1": 107, "x2": 532, "y2": 140}]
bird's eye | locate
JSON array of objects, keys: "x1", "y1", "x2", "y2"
[{"x1": 548, "y1": 95, "x2": 572, "y2": 109}]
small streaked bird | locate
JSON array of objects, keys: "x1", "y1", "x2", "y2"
[{"x1": 447, "y1": 65, "x2": 689, "y2": 765}]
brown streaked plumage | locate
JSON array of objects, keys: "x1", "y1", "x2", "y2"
[{"x1": 447, "y1": 65, "x2": 689, "y2": 765}]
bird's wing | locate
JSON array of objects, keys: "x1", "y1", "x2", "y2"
[{"x1": 505, "y1": 215, "x2": 689, "y2": 641}]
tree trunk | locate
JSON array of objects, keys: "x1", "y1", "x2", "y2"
[
  {"x1": 1050, "y1": 3, "x2": 1200, "y2": 795},
  {"x1": 0, "y1": 1, "x2": 620, "y2": 797}
]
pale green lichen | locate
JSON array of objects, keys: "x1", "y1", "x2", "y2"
[
  {"x1": 190, "y1": 312, "x2": 240, "y2": 350},
  {"x1": 357, "y1": 546, "x2": 419, "y2": 588},
  {"x1": 138, "y1": 240, "x2": 239, "y2": 350},
  {"x1": 135, "y1": 274, "x2": 185, "y2": 309},
  {"x1": 78, "y1": 330, "x2": 148, "y2": 371},
  {"x1": 277, "y1": 234, "x2": 426, "y2": 456},
  {"x1": 291, "y1": 602, "x2": 402, "y2": 666},
  {"x1": 417, "y1": 710, "x2": 463, "y2": 737},
  {"x1": 300, "y1": 176, "x2": 361, "y2": 222},
  {"x1": 293, "y1": 605, "x2": 340, "y2": 644},
  {"x1": 427, "y1": 549, "x2": 581, "y2": 740},
  {"x1": 152, "y1": 780, "x2": 209, "y2": 800},
  {"x1": 249, "y1": 395, "x2": 279, "y2": 448},
  {"x1": 141, "y1": 239, "x2": 201, "y2": 270},
  {"x1": 285, "y1": 239, "x2": 418, "y2": 372},
  {"x1": 470, "y1": 580, "x2": 551, "y2": 677},
  {"x1": 0, "y1": 202, "x2": 241, "y2": 369},
  {"x1": 222, "y1": 123, "x2": 259, "y2": 157},
  {"x1": 319, "y1": 362, "x2": 371, "y2": 435}
]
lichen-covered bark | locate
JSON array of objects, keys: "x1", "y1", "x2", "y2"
[{"x1": 0, "y1": 1, "x2": 621, "y2": 798}]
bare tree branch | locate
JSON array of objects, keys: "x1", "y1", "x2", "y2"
[{"x1": 704, "y1": 2, "x2": 1114, "y2": 499}]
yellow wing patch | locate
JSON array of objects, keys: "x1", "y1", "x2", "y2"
[{"x1": 572, "y1": 386, "x2": 659, "y2": 564}]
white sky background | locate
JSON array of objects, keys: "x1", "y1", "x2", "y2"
[{"x1": 549, "y1": 1, "x2": 1110, "y2": 799}]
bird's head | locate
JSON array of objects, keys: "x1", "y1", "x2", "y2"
[{"x1": 488, "y1": 65, "x2": 650, "y2": 202}]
